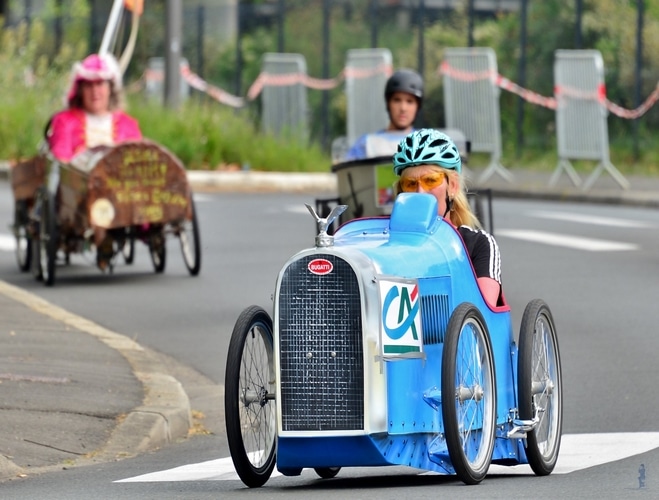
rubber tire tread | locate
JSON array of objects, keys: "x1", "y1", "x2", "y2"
[
  {"x1": 518, "y1": 299, "x2": 563, "y2": 476},
  {"x1": 441, "y1": 302, "x2": 496, "y2": 485},
  {"x1": 224, "y1": 305, "x2": 276, "y2": 488}
]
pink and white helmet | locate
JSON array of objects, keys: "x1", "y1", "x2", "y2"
[{"x1": 66, "y1": 53, "x2": 122, "y2": 106}]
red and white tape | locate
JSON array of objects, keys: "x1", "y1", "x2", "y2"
[
  {"x1": 440, "y1": 60, "x2": 659, "y2": 119},
  {"x1": 153, "y1": 63, "x2": 394, "y2": 108}
]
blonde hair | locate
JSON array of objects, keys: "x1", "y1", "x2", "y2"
[{"x1": 394, "y1": 166, "x2": 482, "y2": 229}]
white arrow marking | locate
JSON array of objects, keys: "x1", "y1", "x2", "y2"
[
  {"x1": 116, "y1": 432, "x2": 659, "y2": 482},
  {"x1": 497, "y1": 229, "x2": 637, "y2": 252}
]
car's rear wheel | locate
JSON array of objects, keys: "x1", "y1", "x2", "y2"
[
  {"x1": 38, "y1": 189, "x2": 58, "y2": 286},
  {"x1": 179, "y1": 197, "x2": 201, "y2": 276},
  {"x1": 122, "y1": 227, "x2": 135, "y2": 264},
  {"x1": 518, "y1": 299, "x2": 563, "y2": 476},
  {"x1": 314, "y1": 467, "x2": 341, "y2": 479},
  {"x1": 149, "y1": 230, "x2": 166, "y2": 273},
  {"x1": 14, "y1": 200, "x2": 32, "y2": 272}
]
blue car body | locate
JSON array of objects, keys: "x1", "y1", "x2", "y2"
[{"x1": 273, "y1": 193, "x2": 528, "y2": 475}]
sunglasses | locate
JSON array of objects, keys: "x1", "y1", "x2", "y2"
[{"x1": 400, "y1": 172, "x2": 447, "y2": 192}]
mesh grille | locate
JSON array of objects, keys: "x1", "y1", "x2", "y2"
[
  {"x1": 420, "y1": 294, "x2": 450, "y2": 344},
  {"x1": 278, "y1": 254, "x2": 364, "y2": 431}
]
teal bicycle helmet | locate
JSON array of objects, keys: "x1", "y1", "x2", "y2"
[{"x1": 393, "y1": 129, "x2": 462, "y2": 175}]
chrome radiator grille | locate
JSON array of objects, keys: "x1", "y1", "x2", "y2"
[{"x1": 278, "y1": 254, "x2": 364, "y2": 431}]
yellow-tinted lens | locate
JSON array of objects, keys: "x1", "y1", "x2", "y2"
[{"x1": 400, "y1": 172, "x2": 446, "y2": 192}]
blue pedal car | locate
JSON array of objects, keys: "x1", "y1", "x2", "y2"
[{"x1": 225, "y1": 192, "x2": 562, "y2": 487}]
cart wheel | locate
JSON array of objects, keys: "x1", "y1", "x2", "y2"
[
  {"x1": 179, "y1": 197, "x2": 201, "y2": 276},
  {"x1": 14, "y1": 200, "x2": 32, "y2": 272},
  {"x1": 518, "y1": 299, "x2": 562, "y2": 476},
  {"x1": 314, "y1": 467, "x2": 341, "y2": 479},
  {"x1": 149, "y1": 231, "x2": 166, "y2": 273},
  {"x1": 38, "y1": 190, "x2": 58, "y2": 287},
  {"x1": 122, "y1": 228, "x2": 135, "y2": 264},
  {"x1": 225, "y1": 306, "x2": 276, "y2": 488},
  {"x1": 441, "y1": 302, "x2": 496, "y2": 485},
  {"x1": 31, "y1": 231, "x2": 42, "y2": 281}
]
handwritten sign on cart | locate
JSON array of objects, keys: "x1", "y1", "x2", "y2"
[{"x1": 86, "y1": 141, "x2": 191, "y2": 228}]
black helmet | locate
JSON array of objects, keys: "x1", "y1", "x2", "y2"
[{"x1": 384, "y1": 69, "x2": 424, "y2": 107}]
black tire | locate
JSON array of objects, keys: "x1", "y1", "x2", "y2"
[
  {"x1": 518, "y1": 299, "x2": 563, "y2": 476},
  {"x1": 31, "y1": 230, "x2": 42, "y2": 281},
  {"x1": 441, "y1": 303, "x2": 496, "y2": 485},
  {"x1": 14, "y1": 200, "x2": 32, "y2": 272},
  {"x1": 122, "y1": 228, "x2": 135, "y2": 264},
  {"x1": 225, "y1": 306, "x2": 276, "y2": 488},
  {"x1": 314, "y1": 467, "x2": 341, "y2": 479},
  {"x1": 38, "y1": 190, "x2": 58, "y2": 287},
  {"x1": 179, "y1": 197, "x2": 201, "y2": 276},
  {"x1": 149, "y1": 230, "x2": 166, "y2": 273}
]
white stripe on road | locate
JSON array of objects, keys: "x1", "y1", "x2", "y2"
[
  {"x1": 529, "y1": 211, "x2": 655, "y2": 229},
  {"x1": 115, "y1": 456, "x2": 282, "y2": 483},
  {"x1": 0, "y1": 234, "x2": 15, "y2": 251},
  {"x1": 497, "y1": 229, "x2": 637, "y2": 252},
  {"x1": 116, "y1": 432, "x2": 659, "y2": 482}
]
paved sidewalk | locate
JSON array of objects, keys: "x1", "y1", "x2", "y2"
[{"x1": 0, "y1": 281, "x2": 191, "y2": 482}]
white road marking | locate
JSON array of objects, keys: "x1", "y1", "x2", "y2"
[
  {"x1": 0, "y1": 234, "x2": 15, "y2": 251},
  {"x1": 116, "y1": 432, "x2": 659, "y2": 482},
  {"x1": 192, "y1": 193, "x2": 213, "y2": 203},
  {"x1": 490, "y1": 432, "x2": 659, "y2": 475},
  {"x1": 115, "y1": 456, "x2": 282, "y2": 483},
  {"x1": 529, "y1": 211, "x2": 654, "y2": 229},
  {"x1": 497, "y1": 229, "x2": 637, "y2": 252},
  {"x1": 287, "y1": 205, "x2": 313, "y2": 214}
]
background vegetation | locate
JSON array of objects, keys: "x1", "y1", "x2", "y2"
[{"x1": 1, "y1": 0, "x2": 659, "y2": 174}]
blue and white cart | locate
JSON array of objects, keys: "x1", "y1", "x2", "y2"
[{"x1": 225, "y1": 193, "x2": 562, "y2": 487}]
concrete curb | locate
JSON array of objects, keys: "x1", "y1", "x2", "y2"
[
  {"x1": 186, "y1": 169, "x2": 337, "y2": 193},
  {"x1": 0, "y1": 280, "x2": 192, "y2": 479},
  {"x1": 0, "y1": 161, "x2": 9, "y2": 180},
  {"x1": 5, "y1": 160, "x2": 659, "y2": 207},
  {"x1": 1, "y1": 161, "x2": 339, "y2": 193}
]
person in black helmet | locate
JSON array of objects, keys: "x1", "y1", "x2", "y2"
[{"x1": 345, "y1": 68, "x2": 423, "y2": 161}]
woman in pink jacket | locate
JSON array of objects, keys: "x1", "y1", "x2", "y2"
[{"x1": 47, "y1": 53, "x2": 142, "y2": 164}]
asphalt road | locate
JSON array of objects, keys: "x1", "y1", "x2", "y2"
[{"x1": 1, "y1": 180, "x2": 658, "y2": 498}]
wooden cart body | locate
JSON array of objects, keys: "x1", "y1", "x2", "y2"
[
  {"x1": 9, "y1": 140, "x2": 201, "y2": 284},
  {"x1": 55, "y1": 140, "x2": 192, "y2": 245}
]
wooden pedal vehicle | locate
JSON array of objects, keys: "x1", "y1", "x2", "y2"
[{"x1": 9, "y1": 140, "x2": 201, "y2": 285}]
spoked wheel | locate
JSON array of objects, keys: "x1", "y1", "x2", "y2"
[
  {"x1": 518, "y1": 299, "x2": 563, "y2": 476},
  {"x1": 441, "y1": 302, "x2": 496, "y2": 485},
  {"x1": 38, "y1": 190, "x2": 58, "y2": 287},
  {"x1": 149, "y1": 230, "x2": 166, "y2": 273},
  {"x1": 225, "y1": 306, "x2": 276, "y2": 488},
  {"x1": 31, "y1": 230, "x2": 42, "y2": 281},
  {"x1": 314, "y1": 467, "x2": 341, "y2": 479},
  {"x1": 13, "y1": 200, "x2": 32, "y2": 272},
  {"x1": 179, "y1": 197, "x2": 201, "y2": 276},
  {"x1": 122, "y1": 227, "x2": 135, "y2": 264}
]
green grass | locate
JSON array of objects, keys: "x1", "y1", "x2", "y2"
[
  {"x1": 132, "y1": 98, "x2": 331, "y2": 172},
  {"x1": 0, "y1": 88, "x2": 332, "y2": 172}
]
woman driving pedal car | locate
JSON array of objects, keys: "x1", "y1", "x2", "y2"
[{"x1": 393, "y1": 128, "x2": 502, "y2": 308}]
